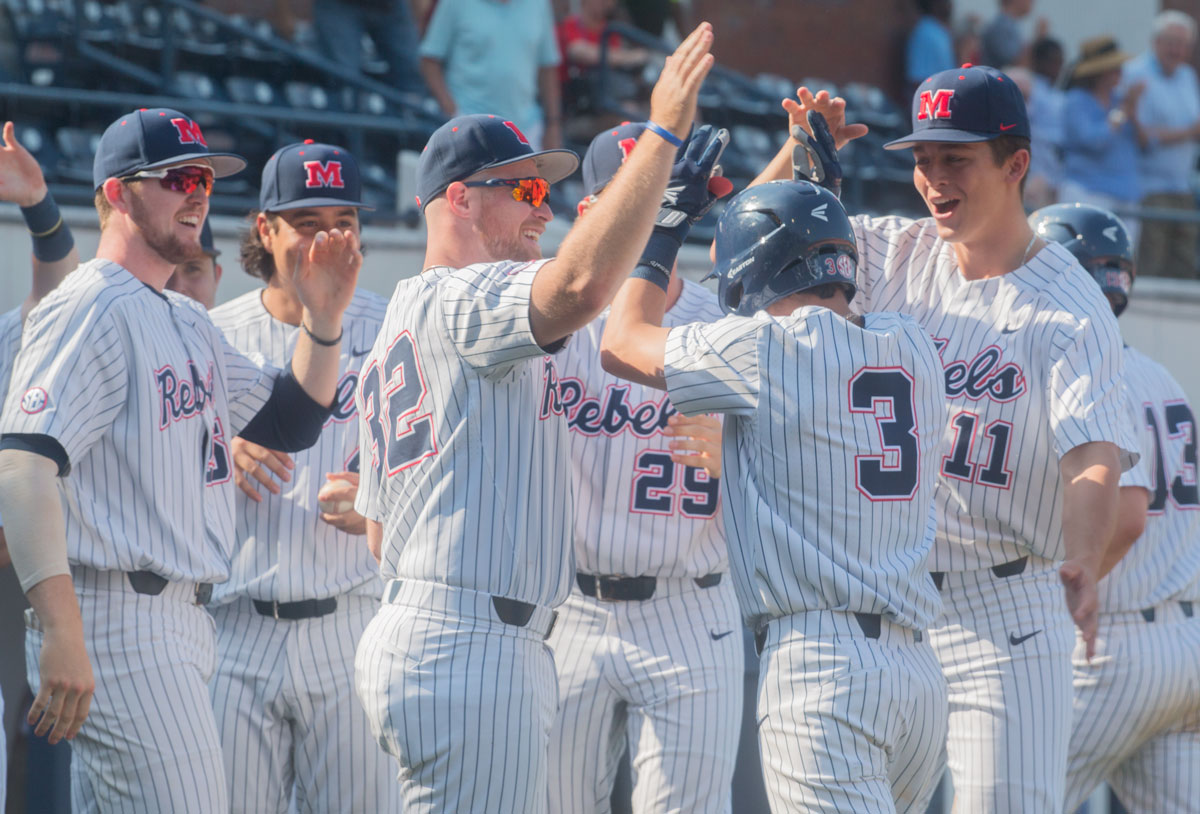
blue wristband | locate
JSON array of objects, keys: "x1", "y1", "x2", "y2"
[
  {"x1": 631, "y1": 262, "x2": 671, "y2": 293},
  {"x1": 645, "y1": 120, "x2": 684, "y2": 148},
  {"x1": 21, "y1": 191, "x2": 75, "y2": 263}
]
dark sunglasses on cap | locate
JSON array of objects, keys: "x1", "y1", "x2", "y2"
[
  {"x1": 121, "y1": 165, "x2": 215, "y2": 196},
  {"x1": 462, "y1": 177, "x2": 550, "y2": 208}
]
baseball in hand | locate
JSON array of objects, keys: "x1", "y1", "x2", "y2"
[{"x1": 318, "y1": 478, "x2": 356, "y2": 514}]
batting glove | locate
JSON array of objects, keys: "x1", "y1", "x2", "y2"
[{"x1": 792, "y1": 111, "x2": 842, "y2": 198}]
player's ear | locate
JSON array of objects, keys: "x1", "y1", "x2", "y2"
[
  {"x1": 213, "y1": 262, "x2": 223, "y2": 285},
  {"x1": 102, "y1": 177, "x2": 131, "y2": 214},
  {"x1": 256, "y1": 212, "x2": 275, "y2": 250},
  {"x1": 443, "y1": 181, "x2": 473, "y2": 218},
  {"x1": 1006, "y1": 148, "x2": 1030, "y2": 187}
]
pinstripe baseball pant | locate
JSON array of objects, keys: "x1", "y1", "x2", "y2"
[
  {"x1": 209, "y1": 594, "x2": 402, "y2": 813},
  {"x1": 355, "y1": 579, "x2": 560, "y2": 814},
  {"x1": 756, "y1": 609, "x2": 947, "y2": 813},
  {"x1": 24, "y1": 566, "x2": 225, "y2": 813},
  {"x1": 546, "y1": 576, "x2": 743, "y2": 814},
  {"x1": 1065, "y1": 600, "x2": 1200, "y2": 812},
  {"x1": 929, "y1": 558, "x2": 1075, "y2": 813}
]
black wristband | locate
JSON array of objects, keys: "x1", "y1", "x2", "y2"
[
  {"x1": 630, "y1": 263, "x2": 671, "y2": 292},
  {"x1": 21, "y1": 191, "x2": 75, "y2": 263},
  {"x1": 301, "y1": 321, "x2": 342, "y2": 347},
  {"x1": 637, "y1": 229, "x2": 686, "y2": 286}
]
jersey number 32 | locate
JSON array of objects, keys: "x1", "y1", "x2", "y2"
[{"x1": 360, "y1": 332, "x2": 439, "y2": 477}]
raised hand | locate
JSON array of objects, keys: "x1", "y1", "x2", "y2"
[
  {"x1": 0, "y1": 121, "x2": 49, "y2": 207},
  {"x1": 783, "y1": 87, "x2": 869, "y2": 151},
  {"x1": 659, "y1": 124, "x2": 732, "y2": 232},
  {"x1": 647, "y1": 22, "x2": 716, "y2": 143},
  {"x1": 792, "y1": 111, "x2": 842, "y2": 198},
  {"x1": 294, "y1": 228, "x2": 361, "y2": 333}
]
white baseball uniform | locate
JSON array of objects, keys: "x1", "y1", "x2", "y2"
[
  {"x1": 851, "y1": 215, "x2": 1135, "y2": 813},
  {"x1": 0, "y1": 304, "x2": 20, "y2": 810},
  {"x1": 546, "y1": 280, "x2": 743, "y2": 814},
  {"x1": 664, "y1": 305, "x2": 949, "y2": 813},
  {"x1": 0, "y1": 259, "x2": 282, "y2": 812},
  {"x1": 1064, "y1": 346, "x2": 1200, "y2": 813},
  {"x1": 353, "y1": 260, "x2": 573, "y2": 814},
  {"x1": 207, "y1": 288, "x2": 400, "y2": 813}
]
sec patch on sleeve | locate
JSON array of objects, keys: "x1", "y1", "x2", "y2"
[{"x1": 20, "y1": 386, "x2": 48, "y2": 414}]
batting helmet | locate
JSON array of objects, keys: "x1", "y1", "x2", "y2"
[
  {"x1": 706, "y1": 180, "x2": 857, "y2": 316},
  {"x1": 1028, "y1": 202, "x2": 1134, "y2": 316}
]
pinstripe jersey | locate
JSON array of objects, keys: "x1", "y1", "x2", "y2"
[
  {"x1": 851, "y1": 216, "x2": 1134, "y2": 571},
  {"x1": 560, "y1": 280, "x2": 727, "y2": 578},
  {"x1": 0, "y1": 307, "x2": 20, "y2": 412},
  {"x1": 354, "y1": 260, "x2": 572, "y2": 607},
  {"x1": 1100, "y1": 345, "x2": 1200, "y2": 611},
  {"x1": 0, "y1": 259, "x2": 276, "y2": 582},
  {"x1": 209, "y1": 288, "x2": 388, "y2": 604},
  {"x1": 664, "y1": 306, "x2": 945, "y2": 631}
]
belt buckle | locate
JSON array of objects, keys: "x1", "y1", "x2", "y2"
[{"x1": 594, "y1": 577, "x2": 619, "y2": 602}]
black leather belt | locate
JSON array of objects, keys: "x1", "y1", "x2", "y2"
[
  {"x1": 126, "y1": 570, "x2": 212, "y2": 605},
  {"x1": 576, "y1": 572, "x2": 722, "y2": 601},
  {"x1": 930, "y1": 556, "x2": 1028, "y2": 591},
  {"x1": 1182, "y1": 601, "x2": 1194, "y2": 618},
  {"x1": 490, "y1": 596, "x2": 557, "y2": 639},
  {"x1": 253, "y1": 598, "x2": 338, "y2": 620}
]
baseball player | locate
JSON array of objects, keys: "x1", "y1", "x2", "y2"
[
  {"x1": 165, "y1": 217, "x2": 223, "y2": 309},
  {"x1": 0, "y1": 117, "x2": 80, "y2": 808},
  {"x1": 1029, "y1": 203, "x2": 1200, "y2": 813},
  {"x1": 352, "y1": 24, "x2": 716, "y2": 813},
  {"x1": 546, "y1": 121, "x2": 743, "y2": 814},
  {"x1": 0, "y1": 107, "x2": 360, "y2": 812},
  {"x1": 598, "y1": 178, "x2": 949, "y2": 812},
  {"x1": 771, "y1": 66, "x2": 1136, "y2": 811},
  {"x1": 206, "y1": 140, "x2": 399, "y2": 813}
]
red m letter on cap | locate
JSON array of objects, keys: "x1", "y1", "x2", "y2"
[
  {"x1": 917, "y1": 89, "x2": 955, "y2": 120},
  {"x1": 502, "y1": 121, "x2": 530, "y2": 145},
  {"x1": 170, "y1": 118, "x2": 208, "y2": 146},
  {"x1": 617, "y1": 137, "x2": 637, "y2": 163},
  {"x1": 304, "y1": 160, "x2": 345, "y2": 189}
]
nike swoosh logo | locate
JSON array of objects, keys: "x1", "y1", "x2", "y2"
[
  {"x1": 1001, "y1": 325, "x2": 1019, "y2": 334},
  {"x1": 1008, "y1": 630, "x2": 1042, "y2": 646},
  {"x1": 710, "y1": 630, "x2": 734, "y2": 641},
  {"x1": 999, "y1": 123, "x2": 1017, "y2": 131},
  {"x1": 350, "y1": 347, "x2": 373, "y2": 358}
]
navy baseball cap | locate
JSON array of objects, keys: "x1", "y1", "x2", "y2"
[
  {"x1": 199, "y1": 218, "x2": 220, "y2": 258},
  {"x1": 93, "y1": 108, "x2": 246, "y2": 189},
  {"x1": 416, "y1": 114, "x2": 578, "y2": 211},
  {"x1": 582, "y1": 121, "x2": 645, "y2": 197},
  {"x1": 885, "y1": 64, "x2": 1030, "y2": 150},
  {"x1": 260, "y1": 140, "x2": 373, "y2": 212}
]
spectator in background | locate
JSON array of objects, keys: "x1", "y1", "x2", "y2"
[
  {"x1": 1124, "y1": 10, "x2": 1200, "y2": 280},
  {"x1": 558, "y1": 0, "x2": 650, "y2": 138},
  {"x1": 1020, "y1": 38, "x2": 1067, "y2": 208},
  {"x1": 980, "y1": 0, "x2": 1035, "y2": 68},
  {"x1": 905, "y1": 0, "x2": 955, "y2": 97},
  {"x1": 313, "y1": 0, "x2": 425, "y2": 94},
  {"x1": 419, "y1": 0, "x2": 563, "y2": 149},
  {"x1": 1061, "y1": 37, "x2": 1147, "y2": 244}
]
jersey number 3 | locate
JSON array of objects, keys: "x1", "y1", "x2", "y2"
[
  {"x1": 361, "y1": 332, "x2": 438, "y2": 477},
  {"x1": 849, "y1": 368, "x2": 919, "y2": 500}
]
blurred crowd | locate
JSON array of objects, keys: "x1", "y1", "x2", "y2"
[{"x1": 906, "y1": 1, "x2": 1200, "y2": 280}]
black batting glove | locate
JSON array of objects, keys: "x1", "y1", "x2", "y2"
[{"x1": 792, "y1": 111, "x2": 843, "y2": 198}]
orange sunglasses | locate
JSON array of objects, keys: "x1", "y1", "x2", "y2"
[{"x1": 463, "y1": 177, "x2": 550, "y2": 208}]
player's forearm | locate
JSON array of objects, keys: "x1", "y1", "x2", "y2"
[
  {"x1": 21, "y1": 189, "x2": 78, "y2": 318},
  {"x1": 1097, "y1": 485, "x2": 1149, "y2": 577},
  {"x1": 599, "y1": 278, "x2": 670, "y2": 389},
  {"x1": 532, "y1": 131, "x2": 677, "y2": 343},
  {"x1": 419, "y1": 58, "x2": 456, "y2": 114},
  {"x1": 0, "y1": 449, "x2": 70, "y2": 592},
  {"x1": 1060, "y1": 441, "x2": 1122, "y2": 576},
  {"x1": 366, "y1": 518, "x2": 383, "y2": 564},
  {"x1": 291, "y1": 312, "x2": 343, "y2": 407},
  {"x1": 752, "y1": 133, "x2": 802, "y2": 188}
]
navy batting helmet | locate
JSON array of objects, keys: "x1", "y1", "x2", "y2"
[
  {"x1": 706, "y1": 180, "x2": 857, "y2": 316},
  {"x1": 1029, "y1": 202, "x2": 1134, "y2": 316}
]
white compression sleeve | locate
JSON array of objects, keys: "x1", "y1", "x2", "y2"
[{"x1": 0, "y1": 448, "x2": 69, "y2": 592}]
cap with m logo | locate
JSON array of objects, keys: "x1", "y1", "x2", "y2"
[
  {"x1": 93, "y1": 107, "x2": 246, "y2": 189},
  {"x1": 885, "y1": 64, "x2": 1030, "y2": 150},
  {"x1": 260, "y1": 140, "x2": 373, "y2": 212}
]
